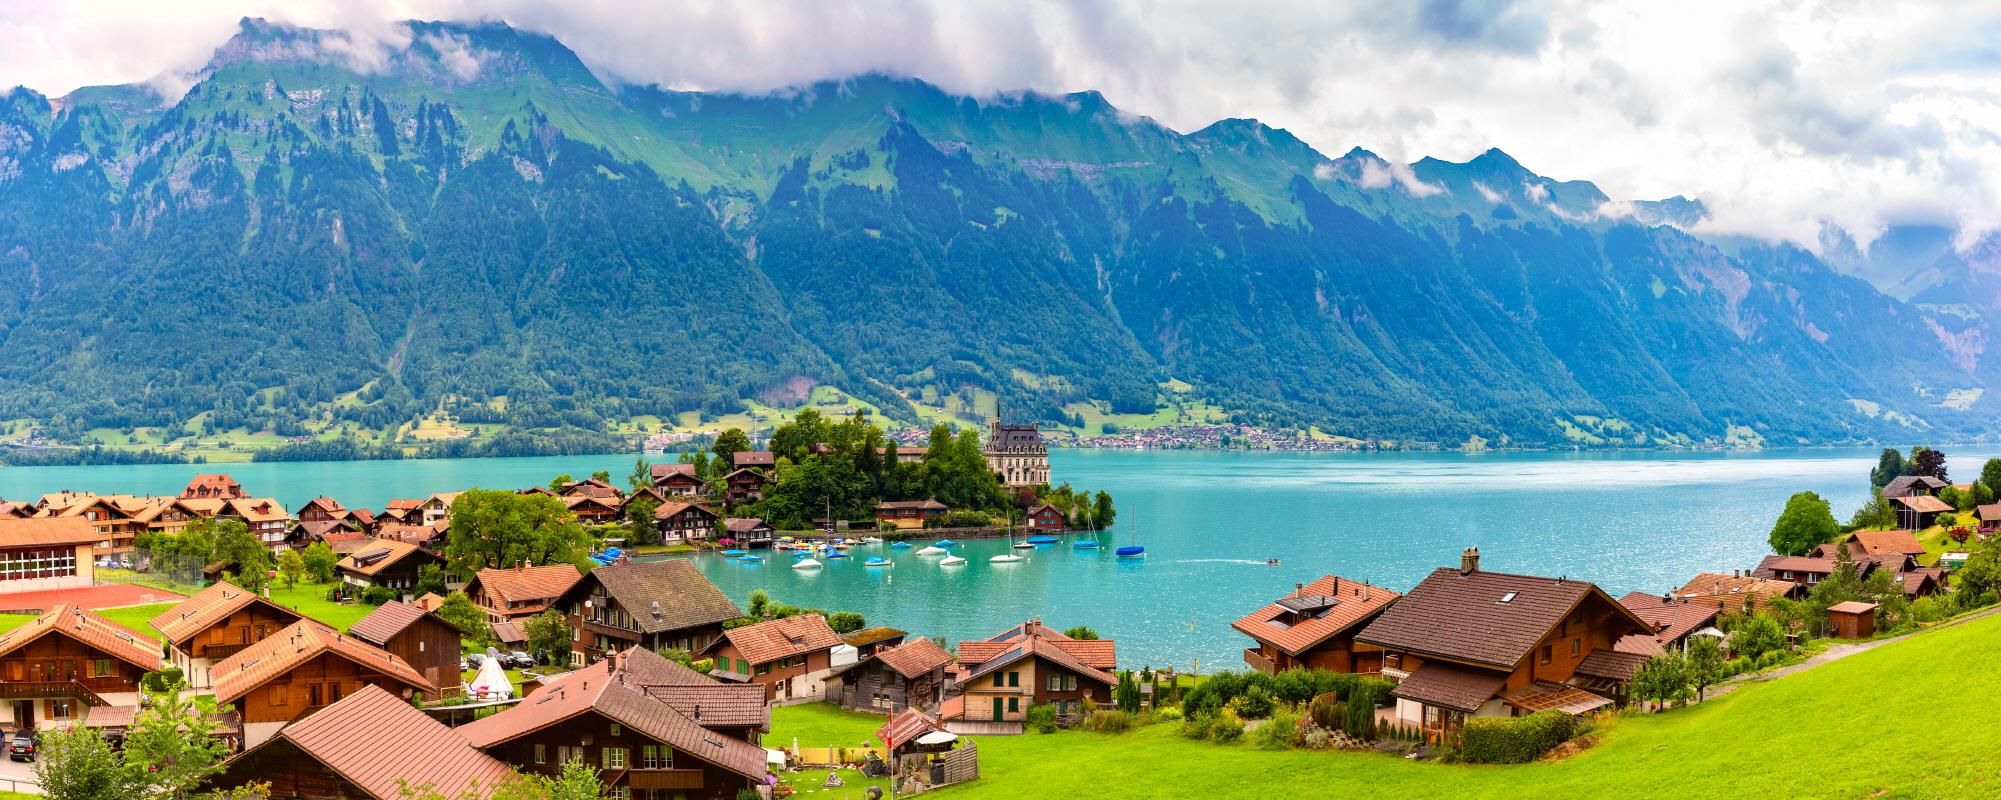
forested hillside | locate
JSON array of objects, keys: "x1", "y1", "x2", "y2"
[{"x1": 0, "y1": 18, "x2": 1989, "y2": 453}]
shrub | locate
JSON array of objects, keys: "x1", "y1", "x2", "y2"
[
  {"x1": 1229, "y1": 686, "x2": 1276, "y2": 720},
  {"x1": 1308, "y1": 692, "x2": 1343, "y2": 731},
  {"x1": 1152, "y1": 706, "x2": 1182, "y2": 723},
  {"x1": 1460, "y1": 710, "x2": 1578, "y2": 764},
  {"x1": 1757, "y1": 650, "x2": 1786, "y2": 669},
  {"x1": 1077, "y1": 710, "x2": 1133, "y2": 734},
  {"x1": 360, "y1": 585, "x2": 397, "y2": 605},
  {"x1": 142, "y1": 667, "x2": 185, "y2": 693},
  {"x1": 1271, "y1": 669, "x2": 1319, "y2": 706},
  {"x1": 1026, "y1": 703, "x2": 1058, "y2": 734},
  {"x1": 1344, "y1": 679, "x2": 1391, "y2": 739},
  {"x1": 1723, "y1": 656, "x2": 1753, "y2": 676},
  {"x1": 1207, "y1": 710, "x2": 1245, "y2": 743},
  {"x1": 1250, "y1": 708, "x2": 1299, "y2": 751},
  {"x1": 1299, "y1": 728, "x2": 1336, "y2": 751},
  {"x1": 1179, "y1": 713, "x2": 1213, "y2": 740}
]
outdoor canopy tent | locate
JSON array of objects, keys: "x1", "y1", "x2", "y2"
[{"x1": 465, "y1": 656, "x2": 514, "y2": 701}]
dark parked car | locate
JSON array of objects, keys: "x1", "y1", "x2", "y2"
[{"x1": 9, "y1": 731, "x2": 38, "y2": 762}]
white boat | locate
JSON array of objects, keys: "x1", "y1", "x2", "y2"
[
  {"x1": 990, "y1": 553, "x2": 1024, "y2": 563},
  {"x1": 793, "y1": 558, "x2": 823, "y2": 569},
  {"x1": 861, "y1": 536, "x2": 883, "y2": 544},
  {"x1": 939, "y1": 555, "x2": 967, "y2": 566},
  {"x1": 916, "y1": 546, "x2": 947, "y2": 556}
]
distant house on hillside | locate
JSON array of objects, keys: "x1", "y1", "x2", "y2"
[
  {"x1": 1671, "y1": 571, "x2": 1802, "y2": 612},
  {"x1": 1977, "y1": 503, "x2": 2001, "y2": 532},
  {"x1": 1889, "y1": 494, "x2": 1953, "y2": 530},
  {"x1": 723, "y1": 468, "x2": 769, "y2": 504},
  {"x1": 1881, "y1": 475, "x2": 1947, "y2": 499},
  {"x1": 876, "y1": 499, "x2": 948, "y2": 529},
  {"x1": 1613, "y1": 593, "x2": 1720, "y2": 655},
  {"x1": 733, "y1": 451, "x2": 776, "y2": 471},
  {"x1": 656, "y1": 502, "x2": 720, "y2": 544},
  {"x1": 650, "y1": 463, "x2": 707, "y2": 496},
  {"x1": 335, "y1": 539, "x2": 446, "y2": 594}
]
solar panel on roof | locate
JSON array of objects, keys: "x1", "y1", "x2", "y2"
[{"x1": 354, "y1": 548, "x2": 392, "y2": 565}]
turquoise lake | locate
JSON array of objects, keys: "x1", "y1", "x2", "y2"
[{"x1": 1, "y1": 447, "x2": 1992, "y2": 671}]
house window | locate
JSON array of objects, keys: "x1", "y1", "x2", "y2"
[
  {"x1": 603, "y1": 747, "x2": 627, "y2": 770},
  {"x1": 610, "y1": 723, "x2": 621, "y2": 737},
  {"x1": 419, "y1": 641, "x2": 426, "y2": 653},
  {"x1": 91, "y1": 658, "x2": 112, "y2": 678},
  {"x1": 308, "y1": 684, "x2": 323, "y2": 706},
  {"x1": 534, "y1": 744, "x2": 546, "y2": 764},
  {"x1": 1007, "y1": 671, "x2": 1019, "y2": 688},
  {"x1": 608, "y1": 788, "x2": 630, "y2": 800},
  {"x1": 1539, "y1": 645, "x2": 1551, "y2": 665},
  {"x1": 1046, "y1": 674, "x2": 1076, "y2": 692},
  {"x1": 271, "y1": 685, "x2": 287, "y2": 706},
  {"x1": 328, "y1": 683, "x2": 343, "y2": 703},
  {"x1": 993, "y1": 673, "x2": 1005, "y2": 688},
  {"x1": 1571, "y1": 639, "x2": 1580, "y2": 656},
  {"x1": 49, "y1": 699, "x2": 72, "y2": 719},
  {"x1": 642, "y1": 745, "x2": 671, "y2": 769},
  {"x1": 738, "y1": 659, "x2": 750, "y2": 674},
  {"x1": 1007, "y1": 697, "x2": 1019, "y2": 713}
]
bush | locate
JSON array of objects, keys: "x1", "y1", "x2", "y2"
[
  {"x1": 1077, "y1": 710, "x2": 1133, "y2": 734},
  {"x1": 1229, "y1": 686, "x2": 1276, "y2": 720},
  {"x1": 1723, "y1": 656, "x2": 1753, "y2": 677},
  {"x1": 1756, "y1": 650, "x2": 1786, "y2": 669},
  {"x1": 1344, "y1": 680, "x2": 1390, "y2": 739},
  {"x1": 1308, "y1": 692, "x2": 1344, "y2": 731},
  {"x1": 1250, "y1": 709, "x2": 1299, "y2": 751},
  {"x1": 1152, "y1": 706, "x2": 1182, "y2": 723},
  {"x1": 1271, "y1": 669, "x2": 1319, "y2": 706},
  {"x1": 142, "y1": 667, "x2": 185, "y2": 693},
  {"x1": 1179, "y1": 713, "x2": 1214, "y2": 740},
  {"x1": 1025, "y1": 703, "x2": 1058, "y2": 734},
  {"x1": 1299, "y1": 728, "x2": 1336, "y2": 751},
  {"x1": 360, "y1": 585, "x2": 397, "y2": 605},
  {"x1": 927, "y1": 510, "x2": 994, "y2": 528},
  {"x1": 1460, "y1": 710, "x2": 1578, "y2": 764},
  {"x1": 1207, "y1": 710, "x2": 1245, "y2": 743}
]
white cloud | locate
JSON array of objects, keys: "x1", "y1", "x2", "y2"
[
  {"x1": 6, "y1": 0, "x2": 2001, "y2": 254},
  {"x1": 1473, "y1": 181, "x2": 1504, "y2": 203}
]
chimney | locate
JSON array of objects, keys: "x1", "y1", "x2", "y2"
[
  {"x1": 1330, "y1": 577, "x2": 1339, "y2": 596},
  {"x1": 693, "y1": 704, "x2": 701, "y2": 721},
  {"x1": 1295, "y1": 583, "x2": 1303, "y2": 595},
  {"x1": 1363, "y1": 582, "x2": 1371, "y2": 601},
  {"x1": 1459, "y1": 547, "x2": 1480, "y2": 575}
]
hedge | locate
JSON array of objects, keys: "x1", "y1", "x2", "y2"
[{"x1": 1460, "y1": 710, "x2": 1578, "y2": 764}]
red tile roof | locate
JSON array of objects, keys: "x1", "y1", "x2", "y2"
[
  {"x1": 252, "y1": 684, "x2": 514, "y2": 800},
  {"x1": 150, "y1": 581, "x2": 302, "y2": 647},
  {"x1": 1614, "y1": 593, "x2": 1721, "y2": 655},
  {"x1": 877, "y1": 708, "x2": 944, "y2": 750},
  {"x1": 0, "y1": 517, "x2": 101, "y2": 547},
  {"x1": 212, "y1": 619, "x2": 437, "y2": 704},
  {"x1": 1231, "y1": 575, "x2": 1400, "y2": 657},
  {"x1": 715, "y1": 614, "x2": 842, "y2": 666},
  {"x1": 1843, "y1": 530, "x2": 1928, "y2": 558},
  {"x1": 874, "y1": 637, "x2": 953, "y2": 679},
  {"x1": 0, "y1": 603, "x2": 158, "y2": 670},
  {"x1": 957, "y1": 621, "x2": 1116, "y2": 671},
  {"x1": 466, "y1": 564, "x2": 584, "y2": 615}
]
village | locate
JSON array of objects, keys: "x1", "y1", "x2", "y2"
[{"x1": 0, "y1": 441, "x2": 1990, "y2": 799}]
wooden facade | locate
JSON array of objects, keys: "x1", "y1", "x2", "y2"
[
  {"x1": 0, "y1": 632, "x2": 147, "y2": 729},
  {"x1": 481, "y1": 709, "x2": 758, "y2": 800},
  {"x1": 166, "y1": 603, "x2": 303, "y2": 690},
  {"x1": 833, "y1": 658, "x2": 944, "y2": 715},
  {"x1": 709, "y1": 641, "x2": 831, "y2": 703},
  {"x1": 959, "y1": 656, "x2": 1108, "y2": 723},
  {"x1": 229, "y1": 652, "x2": 430, "y2": 733},
  {"x1": 364, "y1": 615, "x2": 461, "y2": 692},
  {"x1": 214, "y1": 738, "x2": 390, "y2": 800}
]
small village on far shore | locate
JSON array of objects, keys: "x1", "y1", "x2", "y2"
[{"x1": 0, "y1": 438, "x2": 1990, "y2": 799}]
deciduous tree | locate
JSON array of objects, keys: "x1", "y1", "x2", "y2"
[
  {"x1": 442, "y1": 490, "x2": 599, "y2": 576},
  {"x1": 1909, "y1": 446, "x2": 1948, "y2": 482},
  {"x1": 1684, "y1": 635, "x2": 1726, "y2": 701},
  {"x1": 276, "y1": 549, "x2": 305, "y2": 589},
  {"x1": 525, "y1": 609, "x2": 573, "y2": 666},
  {"x1": 34, "y1": 725, "x2": 134, "y2": 800},
  {"x1": 1769, "y1": 491, "x2": 1838, "y2": 556},
  {"x1": 302, "y1": 541, "x2": 338, "y2": 583},
  {"x1": 436, "y1": 592, "x2": 493, "y2": 647}
]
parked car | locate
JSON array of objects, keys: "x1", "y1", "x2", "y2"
[
  {"x1": 485, "y1": 647, "x2": 509, "y2": 668},
  {"x1": 508, "y1": 650, "x2": 535, "y2": 667},
  {"x1": 9, "y1": 731, "x2": 39, "y2": 762},
  {"x1": 461, "y1": 653, "x2": 485, "y2": 671}
]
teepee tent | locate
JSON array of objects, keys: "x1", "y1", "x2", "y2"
[{"x1": 466, "y1": 656, "x2": 514, "y2": 701}]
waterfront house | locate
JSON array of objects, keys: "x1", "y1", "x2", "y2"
[
  {"x1": 703, "y1": 614, "x2": 842, "y2": 703},
  {"x1": 1354, "y1": 549, "x2": 1652, "y2": 743},
  {"x1": 0, "y1": 604, "x2": 156, "y2": 730},
  {"x1": 983, "y1": 420, "x2": 1049, "y2": 487},
  {"x1": 1812, "y1": 530, "x2": 1928, "y2": 560},
  {"x1": 950, "y1": 620, "x2": 1116, "y2": 729},
  {"x1": 560, "y1": 478, "x2": 624, "y2": 500},
  {"x1": 723, "y1": 518, "x2": 775, "y2": 547},
  {"x1": 557, "y1": 558, "x2": 743, "y2": 666},
  {"x1": 335, "y1": 538, "x2": 445, "y2": 594},
  {"x1": 457, "y1": 648, "x2": 771, "y2": 800},
  {"x1": 209, "y1": 684, "x2": 513, "y2": 800},
  {"x1": 1025, "y1": 503, "x2": 1067, "y2": 532},
  {"x1": 875, "y1": 499, "x2": 949, "y2": 530},
  {"x1": 842, "y1": 627, "x2": 909, "y2": 659},
  {"x1": 465, "y1": 562, "x2": 585, "y2": 622},
  {"x1": 1828, "y1": 601, "x2": 1878, "y2": 639},
  {"x1": 651, "y1": 463, "x2": 707, "y2": 496},
  {"x1": 1977, "y1": 503, "x2": 2001, "y2": 532},
  {"x1": 1750, "y1": 553, "x2": 1892, "y2": 590},
  {"x1": 181, "y1": 473, "x2": 246, "y2": 500},
  {"x1": 733, "y1": 451, "x2": 776, "y2": 471},
  {"x1": 1233, "y1": 575, "x2": 1401, "y2": 675},
  {"x1": 565, "y1": 494, "x2": 624, "y2": 525},
  {"x1": 827, "y1": 636, "x2": 952, "y2": 714},
  {"x1": 1881, "y1": 475, "x2": 1947, "y2": 499},
  {"x1": 348, "y1": 600, "x2": 463, "y2": 692},
  {"x1": 0, "y1": 517, "x2": 98, "y2": 592},
  {"x1": 722, "y1": 468, "x2": 769, "y2": 504},
  {"x1": 375, "y1": 523, "x2": 447, "y2": 552},
  {"x1": 218, "y1": 497, "x2": 291, "y2": 550},
  {"x1": 1672, "y1": 571, "x2": 1803, "y2": 612},
  {"x1": 1889, "y1": 494, "x2": 1953, "y2": 530},
  {"x1": 212, "y1": 618, "x2": 439, "y2": 748},
  {"x1": 151, "y1": 581, "x2": 304, "y2": 690},
  {"x1": 1613, "y1": 593, "x2": 1721, "y2": 655},
  {"x1": 656, "y1": 501, "x2": 721, "y2": 544},
  {"x1": 379, "y1": 498, "x2": 424, "y2": 526}
]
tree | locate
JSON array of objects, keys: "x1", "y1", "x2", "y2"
[
  {"x1": 302, "y1": 541, "x2": 338, "y2": 583},
  {"x1": 442, "y1": 490, "x2": 599, "y2": 576},
  {"x1": 210, "y1": 519, "x2": 275, "y2": 592},
  {"x1": 524, "y1": 609, "x2": 573, "y2": 666},
  {"x1": 1063, "y1": 625, "x2": 1101, "y2": 641},
  {"x1": 1727, "y1": 613, "x2": 1785, "y2": 660},
  {"x1": 34, "y1": 726, "x2": 135, "y2": 800},
  {"x1": 1982, "y1": 458, "x2": 2001, "y2": 496},
  {"x1": 1869, "y1": 448, "x2": 1907, "y2": 488},
  {"x1": 547, "y1": 474, "x2": 574, "y2": 492},
  {"x1": 1847, "y1": 495, "x2": 1896, "y2": 531},
  {"x1": 415, "y1": 563, "x2": 450, "y2": 597},
  {"x1": 436, "y1": 592, "x2": 493, "y2": 647},
  {"x1": 1768, "y1": 491, "x2": 1838, "y2": 556},
  {"x1": 1910, "y1": 446, "x2": 1948, "y2": 482},
  {"x1": 276, "y1": 549, "x2": 305, "y2": 589},
  {"x1": 122, "y1": 679, "x2": 234, "y2": 800},
  {"x1": 826, "y1": 611, "x2": 866, "y2": 634},
  {"x1": 711, "y1": 428, "x2": 752, "y2": 467},
  {"x1": 1114, "y1": 670, "x2": 1142, "y2": 714},
  {"x1": 747, "y1": 589, "x2": 771, "y2": 620},
  {"x1": 1093, "y1": 491, "x2": 1117, "y2": 529},
  {"x1": 627, "y1": 458, "x2": 652, "y2": 492},
  {"x1": 625, "y1": 497, "x2": 660, "y2": 547},
  {"x1": 1684, "y1": 635, "x2": 1726, "y2": 702},
  {"x1": 589, "y1": 470, "x2": 611, "y2": 484},
  {"x1": 1953, "y1": 536, "x2": 2001, "y2": 603},
  {"x1": 1629, "y1": 651, "x2": 1689, "y2": 710}
]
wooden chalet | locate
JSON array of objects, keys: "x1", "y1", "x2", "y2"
[
  {"x1": 842, "y1": 627, "x2": 909, "y2": 659},
  {"x1": 1613, "y1": 593, "x2": 1721, "y2": 655},
  {"x1": 702, "y1": 614, "x2": 843, "y2": 703},
  {"x1": 0, "y1": 517, "x2": 99, "y2": 592},
  {"x1": 722, "y1": 468, "x2": 769, "y2": 505},
  {"x1": 379, "y1": 498, "x2": 424, "y2": 527},
  {"x1": 1889, "y1": 494, "x2": 1953, "y2": 530},
  {"x1": 1671, "y1": 571, "x2": 1803, "y2": 612},
  {"x1": 650, "y1": 463, "x2": 707, "y2": 496},
  {"x1": 1354, "y1": 549, "x2": 1652, "y2": 744},
  {"x1": 212, "y1": 618, "x2": 440, "y2": 748},
  {"x1": 723, "y1": 518, "x2": 775, "y2": 548},
  {"x1": 1811, "y1": 530, "x2": 1928, "y2": 560},
  {"x1": 1233, "y1": 575, "x2": 1400, "y2": 675},
  {"x1": 949, "y1": 620, "x2": 1115, "y2": 728},
  {"x1": 181, "y1": 473, "x2": 246, "y2": 500},
  {"x1": 875, "y1": 499, "x2": 948, "y2": 530},
  {"x1": 560, "y1": 478, "x2": 625, "y2": 501},
  {"x1": 151, "y1": 581, "x2": 305, "y2": 690},
  {"x1": 1979, "y1": 503, "x2": 2001, "y2": 533},
  {"x1": 465, "y1": 562, "x2": 585, "y2": 622},
  {"x1": 418, "y1": 492, "x2": 460, "y2": 528},
  {"x1": 0, "y1": 502, "x2": 29, "y2": 520},
  {"x1": 655, "y1": 501, "x2": 720, "y2": 544},
  {"x1": 218, "y1": 497, "x2": 291, "y2": 549},
  {"x1": 827, "y1": 636, "x2": 952, "y2": 715},
  {"x1": 565, "y1": 493, "x2": 625, "y2": 525},
  {"x1": 457, "y1": 649, "x2": 771, "y2": 800},
  {"x1": 0, "y1": 604, "x2": 157, "y2": 730},
  {"x1": 557, "y1": 559, "x2": 744, "y2": 666},
  {"x1": 733, "y1": 451, "x2": 776, "y2": 470},
  {"x1": 1025, "y1": 503, "x2": 1067, "y2": 532},
  {"x1": 335, "y1": 538, "x2": 445, "y2": 594},
  {"x1": 348, "y1": 601, "x2": 464, "y2": 691},
  {"x1": 1750, "y1": 552, "x2": 1904, "y2": 591},
  {"x1": 210, "y1": 684, "x2": 513, "y2": 800},
  {"x1": 1881, "y1": 475, "x2": 1947, "y2": 499}
]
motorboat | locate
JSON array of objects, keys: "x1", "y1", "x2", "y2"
[
  {"x1": 939, "y1": 555, "x2": 967, "y2": 566},
  {"x1": 864, "y1": 557, "x2": 892, "y2": 567},
  {"x1": 916, "y1": 546, "x2": 946, "y2": 556},
  {"x1": 990, "y1": 553, "x2": 1024, "y2": 563},
  {"x1": 793, "y1": 558, "x2": 823, "y2": 569},
  {"x1": 862, "y1": 537, "x2": 884, "y2": 544}
]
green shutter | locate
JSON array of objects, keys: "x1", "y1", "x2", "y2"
[
  {"x1": 1008, "y1": 671, "x2": 1019, "y2": 687},
  {"x1": 992, "y1": 698, "x2": 1005, "y2": 721},
  {"x1": 993, "y1": 673, "x2": 1004, "y2": 687},
  {"x1": 1008, "y1": 697, "x2": 1019, "y2": 713}
]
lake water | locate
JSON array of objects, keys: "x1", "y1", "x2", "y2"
[{"x1": 1, "y1": 447, "x2": 1992, "y2": 671}]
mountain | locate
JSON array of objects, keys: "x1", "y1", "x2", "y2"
[{"x1": 0, "y1": 18, "x2": 1991, "y2": 452}]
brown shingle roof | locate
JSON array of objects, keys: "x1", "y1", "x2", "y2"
[
  {"x1": 212, "y1": 619, "x2": 437, "y2": 704},
  {"x1": 874, "y1": 637, "x2": 953, "y2": 679},
  {"x1": 467, "y1": 564, "x2": 584, "y2": 615},
  {"x1": 1614, "y1": 593, "x2": 1721, "y2": 656},
  {"x1": 1828, "y1": 601, "x2": 1878, "y2": 614},
  {"x1": 654, "y1": 501, "x2": 718, "y2": 522},
  {"x1": 1389, "y1": 660, "x2": 1507, "y2": 713},
  {"x1": 841, "y1": 627, "x2": 907, "y2": 648},
  {"x1": 1669, "y1": 572, "x2": 1801, "y2": 611},
  {"x1": 576, "y1": 560, "x2": 743, "y2": 635},
  {"x1": 1844, "y1": 530, "x2": 1929, "y2": 558},
  {"x1": 1573, "y1": 649, "x2": 1650, "y2": 682},
  {"x1": 877, "y1": 708, "x2": 944, "y2": 750},
  {"x1": 733, "y1": 451, "x2": 775, "y2": 468},
  {"x1": 1891, "y1": 494, "x2": 1954, "y2": 514},
  {"x1": 0, "y1": 517, "x2": 101, "y2": 547},
  {"x1": 347, "y1": 601, "x2": 448, "y2": 648},
  {"x1": 150, "y1": 581, "x2": 303, "y2": 648},
  {"x1": 715, "y1": 614, "x2": 842, "y2": 666},
  {"x1": 252, "y1": 684, "x2": 514, "y2": 800},
  {"x1": 490, "y1": 620, "x2": 525, "y2": 645},
  {"x1": 457, "y1": 653, "x2": 767, "y2": 780},
  {"x1": 1357, "y1": 567, "x2": 1645, "y2": 670},
  {"x1": 0, "y1": 604, "x2": 158, "y2": 670},
  {"x1": 957, "y1": 621, "x2": 1116, "y2": 671},
  {"x1": 336, "y1": 538, "x2": 432, "y2": 577},
  {"x1": 1231, "y1": 575, "x2": 1400, "y2": 657}
]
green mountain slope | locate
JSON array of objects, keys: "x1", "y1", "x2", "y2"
[{"x1": 0, "y1": 18, "x2": 1990, "y2": 451}]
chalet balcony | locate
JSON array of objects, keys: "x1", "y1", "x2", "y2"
[
  {"x1": 583, "y1": 619, "x2": 641, "y2": 640},
  {"x1": 0, "y1": 680, "x2": 120, "y2": 706},
  {"x1": 624, "y1": 768, "x2": 706, "y2": 791},
  {"x1": 1380, "y1": 667, "x2": 1410, "y2": 682},
  {"x1": 196, "y1": 642, "x2": 252, "y2": 661},
  {"x1": 1242, "y1": 648, "x2": 1276, "y2": 674}
]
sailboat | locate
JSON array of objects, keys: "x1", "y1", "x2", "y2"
[
  {"x1": 1115, "y1": 514, "x2": 1145, "y2": 558},
  {"x1": 864, "y1": 556, "x2": 892, "y2": 567},
  {"x1": 1010, "y1": 519, "x2": 1035, "y2": 550}
]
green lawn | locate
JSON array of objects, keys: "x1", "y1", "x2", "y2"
[
  {"x1": 803, "y1": 612, "x2": 2001, "y2": 800},
  {"x1": 769, "y1": 705, "x2": 890, "y2": 800},
  {"x1": 0, "y1": 614, "x2": 33, "y2": 635},
  {"x1": 264, "y1": 580, "x2": 377, "y2": 632},
  {"x1": 93, "y1": 602, "x2": 178, "y2": 640}
]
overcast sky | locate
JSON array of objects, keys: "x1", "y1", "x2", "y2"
[{"x1": 6, "y1": 0, "x2": 2001, "y2": 252}]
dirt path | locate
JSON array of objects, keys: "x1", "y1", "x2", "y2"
[{"x1": 1697, "y1": 603, "x2": 2001, "y2": 701}]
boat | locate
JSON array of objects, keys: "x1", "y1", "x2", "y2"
[
  {"x1": 723, "y1": 549, "x2": 747, "y2": 557},
  {"x1": 990, "y1": 553, "x2": 1024, "y2": 563},
  {"x1": 916, "y1": 546, "x2": 946, "y2": 556},
  {"x1": 1006, "y1": 521, "x2": 1033, "y2": 550},
  {"x1": 862, "y1": 537, "x2": 884, "y2": 544},
  {"x1": 864, "y1": 557, "x2": 892, "y2": 567},
  {"x1": 933, "y1": 540, "x2": 958, "y2": 547},
  {"x1": 1012, "y1": 541, "x2": 1036, "y2": 549},
  {"x1": 939, "y1": 555, "x2": 967, "y2": 566},
  {"x1": 1116, "y1": 516, "x2": 1146, "y2": 558},
  {"x1": 737, "y1": 555, "x2": 763, "y2": 563},
  {"x1": 825, "y1": 552, "x2": 850, "y2": 559},
  {"x1": 1026, "y1": 535, "x2": 1059, "y2": 545},
  {"x1": 1073, "y1": 539, "x2": 1102, "y2": 549},
  {"x1": 793, "y1": 558, "x2": 823, "y2": 569},
  {"x1": 890, "y1": 541, "x2": 913, "y2": 549}
]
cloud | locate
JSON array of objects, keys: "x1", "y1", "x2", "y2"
[
  {"x1": 7, "y1": 1, "x2": 2001, "y2": 255},
  {"x1": 420, "y1": 30, "x2": 483, "y2": 81},
  {"x1": 1474, "y1": 181, "x2": 1504, "y2": 203}
]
